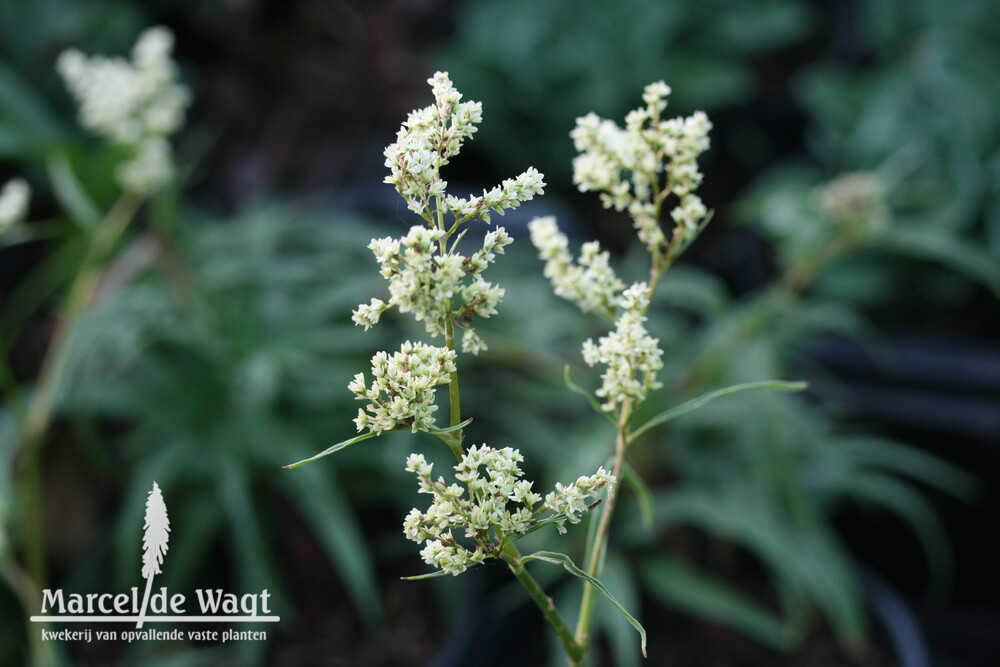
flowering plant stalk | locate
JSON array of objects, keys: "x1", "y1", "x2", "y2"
[
  {"x1": 288, "y1": 72, "x2": 649, "y2": 663},
  {"x1": 528, "y1": 82, "x2": 804, "y2": 664}
]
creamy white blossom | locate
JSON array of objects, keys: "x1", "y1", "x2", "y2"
[
  {"x1": 404, "y1": 446, "x2": 614, "y2": 575},
  {"x1": 0, "y1": 178, "x2": 30, "y2": 234},
  {"x1": 815, "y1": 171, "x2": 889, "y2": 231},
  {"x1": 582, "y1": 283, "x2": 663, "y2": 412},
  {"x1": 350, "y1": 341, "x2": 457, "y2": 434},
  {"x1": 570, "y1": 81, "x2": 711, "y2": 256},
  {"x1": 384, "y1": 72, "x2": 545, "y2": 223},
  {"x1": 58, "y1": 27, "x2": 190, "y2": 194},
  {"x1": 357, "y1": 222, "x2": 512, "y2": 353},
  {"x1": 528, "y1": 216, "x2": 624, "y2": 319}
]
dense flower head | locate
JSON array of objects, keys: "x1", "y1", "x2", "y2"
[
  {"x1": 528, "y1": 216, "x2": 624, "y2": 319},
  {"x1": 384, "y1": 72, "x2": 545, "y2": 223},
  {"x1": 582, "y1": 282, "x2": 664, "y2": 412},
  {"x1": 352, "y1": 224, "x2": 512, "y2": 354},
  {"x1": 0, "y1": 178, "x2": 30, "y2": 234},
  {"x1": 58, "y1": 27, "x2": 190, "y2": 194},
  {"x1": 403, "y1": 446, "x2": 614, "y2": 575},
  {"x1": 350, "y1": 341, "x2": 457, "y2": 434},
  {"x1": 570, "y1": 81, "x2": 711, "y2": 254},
  {"x1": 815, "y1": 171, "x2": 889, "y2": 232}
]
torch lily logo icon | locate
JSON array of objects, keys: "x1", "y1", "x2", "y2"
[
  {"x1": 137, "y1": 482, "x2": 169, "y2": 629},
  {"x1": 31, "y1": 481, "x2": 278, "y2": 629}
]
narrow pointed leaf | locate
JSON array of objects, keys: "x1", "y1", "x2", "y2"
[
  {"x1": 564, "y1": 365, "x2": 616, "y2": 425},
  {"x1": 629, "y1": 380, "x2": 807, "y2": 442},
  {"x1": 425, "y1": 418, "x2": 473, "y2": 435},
  {"x1": 402, "y1": 569, "x2": 452, "y2": 581},
  {"x1": 521, "y1": 550, "x2": 647, "y2": 657},
  {"x1": 872, "y1": 227, "x2": 1000, "y2": 300},
  {"x1": 622, "y1": 463, "x2": 654, "y2": 530},
  {"x1": 642, "y1": 555, "x2": 795, "y2": 650},
  {"x1": 283, "y1": 430, "x2": 382, "y2": 469},
  {"x1": 47, "y1": 155, "x2": 100, "y2": 229}
]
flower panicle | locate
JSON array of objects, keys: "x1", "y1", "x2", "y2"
[
  {"x1": 404, "y1": 446, "x2": 614, "y2": 575},
  {"x1": 58, "y1": 26, "x2": 190, "y2": 195}
]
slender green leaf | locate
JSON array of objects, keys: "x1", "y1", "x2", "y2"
[
  {"x1": 642, "y1": 555, "x2": 795, "y2": 650},
  {"x1": 564, "y1": 365, "x2": 616, "y2": 425},
  {"x1": 521, "y1": 550, "x2": 647, "y2": 657},
  {"x1": 283, "y1": 430, "x2": 383, "y2": 469},
  {"x1": 852, "y1": 472, "x2": 953, "y2": 583},
  {"x1": 841, "y1": 437, "x2": 977, "y2": 500},
  {"x1": 401, "y1": 569, "x2": 452, "y2": 581},
  {"x1": 278, "y1": 465, "x2": 383, "y2": 626},
  {"x1": 597, "y1": 553, "x2": 642, "y2": 667},
  {"x1": 629, "y1": 380, "x2": 807, "y2": 441},
  {"x1": 873, "y1": 226, "x2": 1000, "y2": 300},
  {"x1": 47, "y1": 155, "x2": 100, "y2": 229},
  {"x1": 622, "y1": 463, "x2": 654, "y2": 530},
  {"x1": 426, "y1": 417, "x2": 473, "y2": 435}
]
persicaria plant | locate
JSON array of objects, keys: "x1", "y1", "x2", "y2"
[{"x1": 289, "y1": 72, "x2": 802, "y2": 665}]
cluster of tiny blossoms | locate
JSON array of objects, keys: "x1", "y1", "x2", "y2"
[
  {"x1": 350, "y1": 342, "x2": 457, "y2": 435},
  {"x1": 571, "y1": 81, "x2": 711, "y2": 256},
  {"x1": 353, "y1": 224, "x2": 512, "y2": 354},
  {"x1": 815, "y1": 171, "x2": 889, "y2": 233},
  {"x1": 528, "y1": 216, "x2": 624, "y2": 320},
  {"x1": 356, "y1": 72, "x2": 543, "y2": 354},
  {"x1": 582, "y1": 283, "x2": 664, "y2": 413},
  {"x1": 0, "y1": 178, "x2": 30, "y2": 234},
  {"x1": 384, "y1": 71, "x2": 544, "y2": 224},
  {"x1": 403, "y1": 447, "x2": 614, "y2": 575},
  {"x1": 58, "y1": 27, "x2": 190, "y2": 194}
]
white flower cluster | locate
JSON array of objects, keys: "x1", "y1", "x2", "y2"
[
  {"x1": 350, "y1": 341, "x2": 457, "y2": 434},
  {"x1": 352, "y1": 224, "x2": 513, "y2": 354},
  {"x1": 815, "y1": 171, "x2": 889, "y2": 231},
  {"x1": 403, "y1": 447, "x2": 614, "y2": 575},
  {"x1": 384, "y1": 72, "x2": 545, "y2": 223},
  {"x1": 528, "y1": 216, "x2": 624, "y2": 319},
  {"x1": 58, "y1": 27, "x2": 190, "y2": 194},
  {"x1": 582, "y1": 283, "x2": 664, "y2": 412},
  {"x1": 0, "y1": 178, "x2": 30, "y2": 234},
  {"x1": 570, "y1": 81, "x2": 711, "y2": 254}
]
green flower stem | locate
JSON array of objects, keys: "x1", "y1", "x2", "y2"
[
  {"x1": 574, "y1": 189, "x2": 670, "y2": 661},
  {"x1": 574, "y1": 401, "x2": 630, "y2": 659},
  {"x1": 434, "y1": 196, "x2": 464, "y2": 438},
  {"x1": 16, "y1": 192, "x2": 141, "y2": 666},
  {"x1": 501, "y1": 543, "x2": 584, "y2": 664}
]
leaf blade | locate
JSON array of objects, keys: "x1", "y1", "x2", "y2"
[
  {"x1": 283, "y1": 430, "x2": 382, "y2": 469},
  {"x1": 521, "y1": 550, "x2": 647, "y2": 658},
  {"x1": 629, "y1": 380, "x2": 807, "y2": 442}
]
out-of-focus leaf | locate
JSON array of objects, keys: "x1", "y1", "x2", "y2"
[
  {"x1": 47, "y1": 154, "x2": 100, "y2": 228},
  {"x1": 276, "y1": 460, "x2": 383, "y2": 626},
  {"x1": 852, "y1": 471, "x2": 953, "y2": 583},
  {"x1": 621, "y1": 463, "x2": 653, "y2": 530},
  {"x1": 871, "y1": 226, "x2": 1000, "y2": 299},
  {"x1": 564, "y1": 365, "x2": 615, "y2": 425},
  {"x1": 642, "y1": 554, "x2": 795, "y2": 650},
  {"x1": 629, "y1": 380, "x2": 807, "y2": 442}
]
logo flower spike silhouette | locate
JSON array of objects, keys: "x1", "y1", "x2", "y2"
[{"x1": 137, "y1": 481, "x2": 170, "y2": 628}]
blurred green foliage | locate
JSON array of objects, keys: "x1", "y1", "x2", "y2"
[{"x1": 440, "y1": 0, "x2": 814, "y2": 188}]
